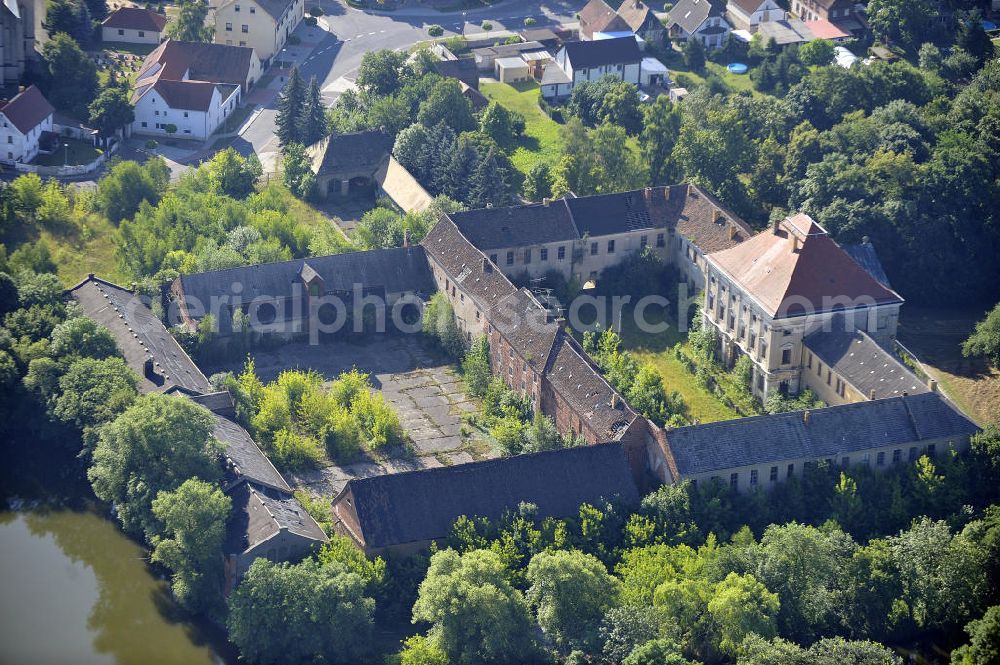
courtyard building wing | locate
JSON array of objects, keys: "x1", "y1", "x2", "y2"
[
  {"x1": 334, "y1": 442, "x2": 640, "y2": 551},
  {"x1": 803, "y1": 329, "x2": 928, "y2": 401}
]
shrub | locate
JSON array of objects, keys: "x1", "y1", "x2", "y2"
[
  {"x1": 272, "y1": 428, "x2": 324, "y2": 468},
  {"x1": 428, "y1": 24, "x2": 444, "y2": 37},
  {"x1": 481, "y1": 21, "x2": 492, "y2": 31},
  {"x1": 524, "y1": 17, "x2": 536, "y2": 26},
  {"x1": 308, "y1": 5, "x2": 322, "y2": 15}
]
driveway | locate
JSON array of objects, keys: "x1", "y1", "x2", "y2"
[{"x1": 204, "y1": 335, "x2": 495, "y2": 499}]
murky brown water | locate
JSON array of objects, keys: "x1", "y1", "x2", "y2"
[{"x1": 0, "y1": 508, "x2": 230, "y2": 665}]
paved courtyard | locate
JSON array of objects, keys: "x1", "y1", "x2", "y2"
[{"x1": 207, "y1": 335, "x2": 494, "y2": 498}]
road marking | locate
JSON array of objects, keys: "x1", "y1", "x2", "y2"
[
  {"x1": 355, "y1": 33, "x2": 363, "y2": 38},
  {"x1": 379, "y1": 29, "x2": 385, "y2": 33},
  {"x1": 368, "y1": 31, "x2": 376, "y2": 35}
]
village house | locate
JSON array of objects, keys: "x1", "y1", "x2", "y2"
[
  {"x1": 702, "y1": 213, "x2": 907, "y2": 400},
  {"x1": 666, "y1": 0, "x2": 732, "y2": 48},
  {"x1": 331, "y1": 442, "x2": 642, "y2": 556},
  {"x1": 659, "y1": 392, "x2": 978, "y2": 492},
  {"x1": 101, "y1": 7, "x2": 166, "y2": 44},
  {"x1": 0, "y1": 0, "x2": 37, "y2": 85},
  {"x1": 725, "y1": 0, "x2": 785, "y2": 31},
  {"x1": 131, "y1": 40, "x2": 260, "y2": 139},
  {"x1": 541, "y1": 36, "x2": 643, "y2": 101},
  {"x1": 616, "y1": 0, "x2": 667, "y2": 46},
  {"x1": 68, "y1": 275, "x2": 326, "y2": 592},
  {"x1": 578, "y1": 0, "x2": 633, "y2": 40},
  {"x1": 791, "y1": 0, "x2": 853, "y2": 23},
  {"x1": 0, "y1": 85, "x2": 54, "y2": 165},
  {"x1": 213, "y1": 0, "x2": 304, "y2": 64}
]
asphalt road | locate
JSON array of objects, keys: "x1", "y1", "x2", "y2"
[{"x1": 230, "y1": 0, "x2": 589, "y2": 168}]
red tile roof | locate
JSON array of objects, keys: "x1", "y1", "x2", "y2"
[
  {"x1": 102, "y1": 7, "x2": 167, "y2": 32},
  {"x1": 804, "y1": 18, "x2": 849, "y2": 40},
  {"x1": 707, "y1": 213, "x2": 902, "y2": 319},
  {"x1": 0, "y1": 85, "x2": 54, "y2": 134}
]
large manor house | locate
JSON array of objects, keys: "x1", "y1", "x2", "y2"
[{"x1": 72, "y1": 181, "x2": 978, "y2": 568}]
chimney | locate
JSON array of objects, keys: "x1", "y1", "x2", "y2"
[
  {"x1": 130, "y1": 282, "x2": 137, "y2": 293},
  {"x1": 687, "y1": 183, "x2": 697, "y2": 198},
  {"x1": 869, "y1": 389, "x2": 876, "y2": 400},
  {"x1": 802, "y1": 410, "x2": 810, "y2": 425},
  {"x1": 542, "y1": 197, "x2": 551, "y2": 206},
  {"x1": 403, "y1": 229, "x2": 410, "y2": 248},
  {"x1": 482, "y1": 256, "x2": 493, "y2": 273},
  {"x1": 792, "y1": 236, "x2": 799, "y2": 253},
  {"x1": 773, "y1": 217, "x2": 782, "y2": 235},
  {"x1": 712, "y1": 208, "x2": 721, "y2": 224},
  {"x1": 928, "y1": 379, "x2": 938, "y2": 392},
  {"x1": 728, "y1": 224, "x2": 737, "y2": 240},
  {"x1": 611, "y1": 392, "x2": 621, "y2": 409},
  {"x1": 644, "y1": 187, "x2": 652, "y2": 201}
]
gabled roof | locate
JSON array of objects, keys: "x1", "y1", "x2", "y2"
[
  {"x1": 673, "y1": 183, "x2": 752, "y2": 253},
  {"x1": 152, "y1": 79, "x2": 219, "y2": 112},
  {"x1": 489, "y1": 288, "x2": 561, "y2": 370},
  {"x1": 102, "y1": 6, "x2": 167, "y2": 31},
  {"x1": 224, "y1": 480, "x2": 327, "y2": 555},
  {"x1": 135, "y1": 40, "x2": 256, "y2": 92},
  {"x1": 422, "y1": 216, "x2": 519, "y2": 312},
  {"x1": 175, "y1": 246, "x2": 435, "y2": 313},
  {"x1": 707, "y1": 214, "x2": 903, "y2": 319},
  {"x1": 432, "y1": 57, "x2": 479, "y2": 89},
  {"x1": 338, "y1": 442, "x2": 640, "y2": 549},
  {"x1": 214, "y1": 415, "x2": 292, "y2": 493},
  {"x1": 803, "y1": 329, "x2": 928, "y2": 400},
  {"x1": 804, "y1": 18, "x2": 849, "y2": 39},
  {"x1": 667, "y1": 0, "x2": 727, "y2": 33},
  {"x1": 579, "y1": 0, "x2": 630, "y2": 36},
  {"x1": 0, "y1": 85, "x2": 54, "y2": 134},
  {"x1": 544, "y1": 332, "x2": 638, "y2": 440},
  {"x1": 565, "y1": 187, "x2": 672, "y2": 237},
  {"x1": 374, "y1": 155, "x2": 434, "y2": 214},
  {"x1": 228, "y1": 0, "x2": 296, "y2": 22},
  {"x1": 306, "y1": 130, "x2": 393, "y2": 176},
  {"x1": 448, "y1": 199, "x2": 579, "y2": 250},
  {"x1": 562, "y1": 36, "x2": 642, "y2": 69},
  {"x1": 728, "y1": 0, "x2": 766, "y2": 15},
  {"x1": 68, "y1": 275, "x2": 211, "y2": 394},
  {"x1": 666, "y1": 392, "x2": 979, "y2": 476},
  {"x1": 617, "y1": 0, "x2": 662, "y2": 32}
]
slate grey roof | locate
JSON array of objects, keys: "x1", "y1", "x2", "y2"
[
  {"x1": 214, "y1": 415, "x2": 291, "y2": 493},
  {"x1": 562, "y1": 36, "x2": 642, "y2": 69},
  {"x1": 842, "y1": 240, "x2": 892, "y2": 289},
  {"x1": 666, "y1": 393, "x2": 979, "y2": 476},
  {"x1": 224, "y1": 480, "x2": 327, "y2": 554},
  {"x1": 448, "y1": 199, "x2": 579, "y2": 250},
  {"x1": 422, "y1": 216, "x2": 518, "y2": 312},
  {"x1": 566, "y1": 188, "x2": 672, "y2": 237},
  {"x1": 667, "y1": 0, "x2": 727, "y2": 33},
  {"x1": 433, "y1": 58, "x2": 479, "y2": 89},
  {"x1": 340, "y1": 442, "x2": 640, "y2": 549},
  {"x1": 490, "y1": 288, "x2": 561, "y2": 369},
  {"x1": 541, "y1": 62, "x2": 573, "y2": 85},
  {"x1": 544, "y1": 332, "x2": 637, "y2": 440},
  {"x1": 175, "y1": 246, "x2": 435, "y2": 313},
  {"x1": 306, "y1": 130, "x2": 393, "y2": 176},
  {"x1": 69, "y1": 276, "x2": 211, "y2": 394},
  {"x1": 804, "y1": 329, "x2": 928, "y2": 400}
]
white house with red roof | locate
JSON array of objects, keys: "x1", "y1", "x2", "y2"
[
  {"x1": 703, "y1": 213, "x2": 906, "y2": 400},
  {"x1": 0, "y1": 85, "x2": 55, "y2": 164},
  {"x1": 101, "y1": 7, "x2": 167, "y2": 44}
]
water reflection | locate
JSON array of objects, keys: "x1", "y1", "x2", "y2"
[{"x1": 0, "y1": 509, "x2": 231, "y2": 665}]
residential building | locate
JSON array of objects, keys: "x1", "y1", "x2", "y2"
[
  {"x1": 703, "y1": 213, "x2": 904, "y2": 399},
  {"x1": 578, "y1": 0, "x2": 632, "y2": 39},
  {"x1": 541, "y1": 36, "x2": 642, "y2": 100},
  {"x1": 101, "y1": 7, "x2": 166, "y2": 44},
  {"x1": 659, "y1": 392, "x2": 979, "y2": 491},
  {"x1": 213, "y1": 0, "x2": 304, "y2": 64},
  {"x1": 0, "y1": 85, "x2": 54, "y2": 164},
  {"x1": 791, "y1": 0, "x2": 853, "y2": 22},
  {"x1": 0, "y1": 0, "x2": 37, "y2": 85},
  {"x1": 617, "y1": 0, "x2": 667, "y2": 45},
  {"x1": 68, "y1": 275, "x2": 327, "y2": 591},
  {"x1": 726, "y1": 0, "x2": 785, "y2": 31},
  {"x1": 666, "y1": 0, "x2": 732, "y2": 48},
  {"x1": 131, "y1": 40, "x2": 260, "y2": 139},
  {"x1": 332, "y1": 442, "x2": 641, "y2": 555}
]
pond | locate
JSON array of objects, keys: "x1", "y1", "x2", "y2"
[{"x1": 0, "y1": 507, "x2": 235, "y2": 665}]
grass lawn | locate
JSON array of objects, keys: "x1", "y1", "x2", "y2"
[
  {"x1": 31, "y1": 139, "x2": 102, "y2": 167},
  {"x1": 480, "y1": 80, "x2": 564, "y2": 176},
  {"x1": 898, "y1": 306, "x2": 1000, "y2": 426}
]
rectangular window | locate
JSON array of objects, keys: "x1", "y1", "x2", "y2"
[
  {"x1": 817, "y1": 362, "x2": 823, "y2": 376},
  {"x1": 640, "y1": 235, "x2": 648, "y2": 248},
  {"x1": 787, "y1": 463, "x2": 794, "y2": 478},
  {"x1": 138, "y1": 30, "x2": 144, "y2": 37},
  {"x1": 141, "y1": 121, "x2": 147, "y2": 127},
  {"x1": 656, "y1": 232, "x2": 665, "y2": 247},
  {"x1": 760, "y1": 342, "x2": 767, "y2": 358},
  {"x1": 540, "y1": 248, "x2": 548, "y2": 261},
  {"x1": 242, "y1": 24, "x2": 249, "y2": 32},
  {"x1": 730, "y1": 472, "x2": 738, "y2": 489},
  {"x1": 557, "y1": 246, "x2": 566, "y2": 260},
  {"x1": 506, "y1": 251, "x2": 514, "y2": 266},
  {"x1": 250, "y1": 5, "x2": 255, "y2": 11},
  {"x1": 590, "y1": 242, "x2": 598, "y2": 256},
  {"x1": 183, "y1": 111, "x2": 189, "y2": 118},
  {"x1": 226, "y1": 21, "x2": 232, "y2": 30},
  {"x1": 750, "y1": 469, "x2": 758, "y2": 485},
  {"x1": 908, "y1": 446, "x2": 918, "y2": 461},
  {"x1": 239, "y1": 40, "x2": 246, "y2": 46},
  {"x1": 892, "y1": 449, "x2": 901, "y2": 463},
  {"x1": 827, "y1": 370, "x2": 832, "y2": 386},
  {"x1": 841, "y1": 456, "x2": 850, "y2": 467},
  {"x1": 877, "y1": 451, "x2": 885, "y2": 466},
  {"x1": 769, "y1": 466, "x2": 778, "y2": 482},
  {"x1": 524, "y1": 248, "x2": 531, "y2": 264},
  {"x1": 807, "y1": 352, "x2": 812, "y2": 369},
  {"x1": 782, "y1": 349, "x2": 792, "y2": 365},
  {"x1": 927, "y1": 444, "x2": 936, "y2": 457},
  {"x1": 863, "y1": 453, "x2": 870, "y2": 466},
  {"x1": 118, "y1": 28, "x2": 124, "y2": 35},
  {"x1": 490, "y1": 253, "x2": 498, "y2": 265}
]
